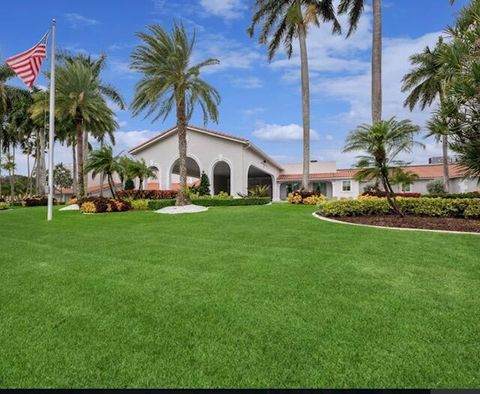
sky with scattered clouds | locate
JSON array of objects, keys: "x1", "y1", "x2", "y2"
[{"x1": 0, "y1": 0, "x2": 469, "y2": 175}]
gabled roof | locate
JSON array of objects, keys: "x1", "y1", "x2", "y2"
[{"x1": 128, "y1": 124, "x2": 283, "y2": 169}]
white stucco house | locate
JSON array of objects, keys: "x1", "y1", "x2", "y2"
[{"x1": 126, "y1": 124, "x2": 479, "y2": 201}]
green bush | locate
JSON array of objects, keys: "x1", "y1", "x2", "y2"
[
  {"x1": 317, "y1": 197, "x2": 480, "y2": 219},
  {"x1": 429, "y1": 191, "x2": 480, "y2": 199},
  {"x1": 147, "y1": 199, "x2": 176, "y2": 210},
  {"x1": 194, "y1": 197, "x2": 271, "y2": 207},
  {"x1": 0, "y1": 201, "x2": 10, "y2": 210},
  {"x1": 131, "y1": 199, "x2": 149, "y2": 210},
  {"x1": 427, "y1": 179, "x2": 446, "y2": 195}
]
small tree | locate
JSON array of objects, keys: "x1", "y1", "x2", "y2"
[
  {"x1": 124, "y1": 178, "x2": 135, "y2": 190},
  {"x1": 427, "y1": 179, "x2": 446, "y2": 195},
  {"x1": 53, "y1": 163, "x2": 73, "y2": 201},
  {"x1": 198, "y1": 171, "x2": 211, "y2": 196}
]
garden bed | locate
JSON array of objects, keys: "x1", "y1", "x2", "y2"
[{"x1": 321, "y1": 214, "x2": 480, "y2": 233}]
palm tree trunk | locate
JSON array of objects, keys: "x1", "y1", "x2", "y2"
[
  {"x1": 372, "y1": 0, "x2": 382, "y2": 124},
  {"x1": 38, "y1": 128, "x2": 46, "y2": 195},
  {"x1": 0, "y1": 137, "x2": 3, "y2": 196},
  {"x1": 30, "y1": 155, "x2": 37, "y2": 195},
  {"x1": 27, "y1": 151, "x2": 31, "y2": 195},
  {"x1": 9, "y1": 147, "x2": 15, "y2": 199},
  {"x1": 175, "y1": 94, "x2": 191, "y2": 206},
  {"x1": 76, "y1": 121, "x2": 85, "y2": 197},
  {"x1": 99, "y1": 140, "x2": 104, "y2": 198},
  {"x1": 298, "y1": 23, "x2": 311, "y2": 191},
  {"x1": 83, "y1": 131, "x2": 89, "y2": 194},
  {"x1": 442, "y1": 134, "x2": 450, "y2": 193},
  {"x1": 108, "y1": 174, "x2": 116, "y2": 199},
  {"x1": 72, "y1": 143, "x2": 78, "y2": 196}
]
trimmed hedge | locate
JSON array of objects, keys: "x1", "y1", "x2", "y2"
[
  {"x1": 23, "y1": 196, "x2": 55, "y2": 207},
  {"x1": 362, "y1": 190, "x2": 422, "y2": 198},
  {"x1": 147, "y1": 197, "x2": 271, "y2": 210},
  {"x1": 117, "y1": 190, "x2": 177, "y2": 200},
  {"x1": 317, "y1": 197, "x2": 480, "y2": 219},
  {"x1": 429, "y1": 192, "x2": 480, "y2": 199}
]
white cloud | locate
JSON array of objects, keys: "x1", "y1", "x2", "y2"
[
  {"x1": 242, "y1": 107, "x2": 265, "y2": 117},
  {"x1": 232, "y1": 76, "x2": 263, "y2": 89},
  {"x1": 118, "y1": 121, "x2": 128, "y2": 128},
  {"x1": 325, "y1": 134, "x2": 334, "y2": 141},
  {"x1": 199, "y1": 0, "x2": 246, "y2": 19},
  {"x1": 253, "y1": 123, "x2": 320, "y2": 141},
  {"x1": 65, "y1": 13, "x2": 99, "y2": 29}
]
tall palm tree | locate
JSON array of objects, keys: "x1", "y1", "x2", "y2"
[
  {"x1": 85, "y1": 145, "x2": 121, "y2": 198},
  {"x1": 248, "y1": 0, "x2": 340, "y2": 190},
  {"x1": 54, "y1": 61, "x2": 118, "y2": 197},
  {"x1": 130, "y1": 24, "x2": 221, "y2": 206},
  {"x1": 401, "y1": 37, "x2": 452, "y2": 191},
  {"x1": 343, "y1": 117, "x2": 423, "y2": 214},
  {"x1": 59, "y1": 53, "x2": 125, "y2": 193},
  {"x1": 0, "y1": 64, "x2": 16, "y2": 196},
  {"x1": 339, "y1": 0, "x2": 456, "y2": 124}
]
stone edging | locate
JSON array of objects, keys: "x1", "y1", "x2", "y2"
[{"x1": 312, "y1": 212, "x2": 480, "y2": 236}]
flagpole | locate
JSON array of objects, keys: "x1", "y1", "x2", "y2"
[{"x1": 47, "y1": 19, "x2": 56, "y2": 221}]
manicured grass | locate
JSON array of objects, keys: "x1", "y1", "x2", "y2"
[{"x1": 0, "y1": 204, "x2": 479, "y2": 388}]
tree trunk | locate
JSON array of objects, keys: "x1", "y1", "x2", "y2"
[
  {"x1": 27, "y1": 151, "x2": 31, "y2": 195},
  {"x1": 108, "y1": 174, "x2": 116, "y2": 199},
  {"x1": 298, "y1": 23, "x2": 311, "y2": 191},
  {"x1": 372, "y1": 0, "x2": 382, "y2": 124},
  {"x1": 72, "y1": 143, "x2": 78, "y2": 196},
  {"x1": 76, "y1": 121, "x2": 85, "y2": 197},
  {"x1": 442, "y1": 134, "x2": 450, "y2": 193},
  {"x1": 83, "y1": 130, "x2": 89, "y2": 194},
  {"x1": 99, "y1": 140, "x2": 104, "y2": 198},
  {"x1": 175, "y1": 95, "x2": 191, "y2": 206},
  {"x1": 30, "y1": 155, "x2": 37, "y2": 195},
  {"x1": 9, "y1": 146, "x2": 15, "y2": 199},
  {"x1": 38, "y1": 128, "x2": 46, "y2": 195},
  {"x1": 0, "y1": 137, "x2": 3, "y2": 196}
]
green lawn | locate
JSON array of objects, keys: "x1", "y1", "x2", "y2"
[{"x1": 0, "y1": 204, "x2": 479, "y2": 388}]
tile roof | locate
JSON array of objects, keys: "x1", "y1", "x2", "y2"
[{"x1": 277, "y1": 164, "x2": 468, "y2": 182}]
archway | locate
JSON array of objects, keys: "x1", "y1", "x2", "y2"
[
  {"x1": 213, "y1": 161, "x2": 231, "y2": 195},
  {"x1": 169, "y1": 157, "x2": 201, "y2": 190},
  {"x1": 248, "y1": 165, "x2": 273, "y2": 198}
]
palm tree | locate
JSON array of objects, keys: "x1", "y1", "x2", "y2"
[
  {"x1": 85, "y1": 145, "x2": 121, "y2": 198},
  {"x1": 54, "y1": 60, "x2": 118, "y2": 197},
  {"x1": 248, "y1": 0, "x2": 340, "y2": 191},
  {"x1": 130, "y1": 159, "x2": 156, "y2": 192},
  {"x1": 0, "y1": 64, "x2": 16, "y2": 196},
  {"x1": 1, "y1": 153, "x2": 16, "y2": 198},
  {"x1": 130, "y1": 24, "x2": 221, "y2": 206},
  {"x1": 343, "y1": 117, "x2": 422, "y2": 214},
  {"x1": 402, "y1": 37, "x2": 452, "y2": 191},
  {"x1": 339, "y1": 0, "x2": 456, "y2": 124}
]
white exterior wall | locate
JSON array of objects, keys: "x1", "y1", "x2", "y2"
[
  {"x1": 331, "y1": 179, "x2": 360, "y2": 199},
  {"x1": 131, "y1": 128, "x2": 282, "y2": 199}
]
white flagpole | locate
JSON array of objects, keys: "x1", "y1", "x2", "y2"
[{"x1": 47, "y1": 19, "x2": 56, "y2": 221}]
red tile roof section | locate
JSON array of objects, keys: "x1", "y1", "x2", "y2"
[{"x1": 277, "y1": 164, "x2": 468, "y2": 182}]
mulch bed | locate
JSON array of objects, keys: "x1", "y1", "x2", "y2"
[{"x1": 323, "y1": 215, "x2": 480, "y2": 233}]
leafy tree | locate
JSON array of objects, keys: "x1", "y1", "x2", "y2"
[
  {"x1": 124, "y1": 178, "x2": 135, "y2": 190},
  {"x1": 198, "y1": 171, "x2": 211, "y2": 196},
  {"x1": 343, "y1": 117, "x2": 423, "y2": 214},
  {"x1": 248, "y1": 0, "x2": 340, "y2": 190},
  {"x1": 390, "y1": 169, "x2": 418, "y2": 192},
  {"x1": 130, "y1": 24, "x2": 220, "y2": 206},
  {"x1": 427, "y1": 179, "x2": 446, "y2": 195},
  {"x1": 52, "y1": 163, "x2": 73, "y2": 201}
]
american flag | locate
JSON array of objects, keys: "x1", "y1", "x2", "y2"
[{"x1": 6, "y1": 32, "x2": 48, "y2": 88}]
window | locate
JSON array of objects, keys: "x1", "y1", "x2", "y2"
[
  {"x1": 342, "y1": 180, "x2": 351, "y2": 192},
  {"x1": 401, "y1": 183, "x2": 411, "y2": 192}
]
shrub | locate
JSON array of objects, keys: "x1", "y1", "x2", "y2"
[
  {"x1": 116, "y1": 190, "x2": 177, "y2": 200},
  {"x1": 147, "y1": 199, "x2": 176, "y2": 210},
  {"x1": 78, "y1": 197, "x2": 131, "y2": 213},
  {"x1": 317, "y1": 196, "x2": 480, "y2": 219},
  {"x1": 362, "y1": 190, "x2": 422, "y2": 198},
  {"x1": 429, "y1": 191, "x2": 480, "y2": 199},
  {"x1": 288, "y1": 190, "x2": 324, "y2": 205},
  {"x1": 124, "y1": 179, "x2": 135, "y2": 190},
  {"x1": 198, "y1": 171, "x2": 211, "y2": 196},
  {"x1": 0, "y1": 201, "x2": 10, "y2": 210},
  {"x1": 427, "y1": 179, "x2": 446, "y2": 195},
  {"x1": 131, "y1": 199, "x2": 149, "y2": 210},
  {"x1": 66, "y1": 197, "x2": 78, "y2": 206},
  {"x1": 23, "y1": 196, "x2": 53, "y2": 207}
]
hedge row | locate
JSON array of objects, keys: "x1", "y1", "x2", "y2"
[
  {"x1": 429, "y1": 191, "x2": 480, "y2": 199},
  {"x1": 362, "y1": 191, "x2": 422, "y2": 198},
  {"x1": 317, "y1": 197, "x2": 480, "y2": 219},
  {"x1": 116, "y1": 190, "x2": 177, "y2": 200},
  {"x1": 147, "y1": 197, "x2": 271, "y2": 210},
  {"x1": 78, "y1": 197, "x2": 131, "y2": 213}
]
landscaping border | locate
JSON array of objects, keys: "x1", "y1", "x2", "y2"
[{"x1": 312, "y1": 212, "x2": 480, "y2": 236}]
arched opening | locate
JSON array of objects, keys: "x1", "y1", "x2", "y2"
[
  {"x1": 213, "y1": 161, "x2": 231, "y2": 195},
  {"x1": 248, "y1": 165, "x2": 273, "y2": 198},
  {"x1": 146, "y1": 166, "x2": 160, "y2": 190},
  {"x1": 170, "y1": 157, "x2": 201, "y2": 191}
]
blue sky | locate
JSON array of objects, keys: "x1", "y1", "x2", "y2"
[{"x1": 0, "y1": 0, "x2": 469, "y2": 174}]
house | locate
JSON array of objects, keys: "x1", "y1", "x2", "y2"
[{"x1": 125, "y1": 124, "x2": 478, "y2": 201}]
